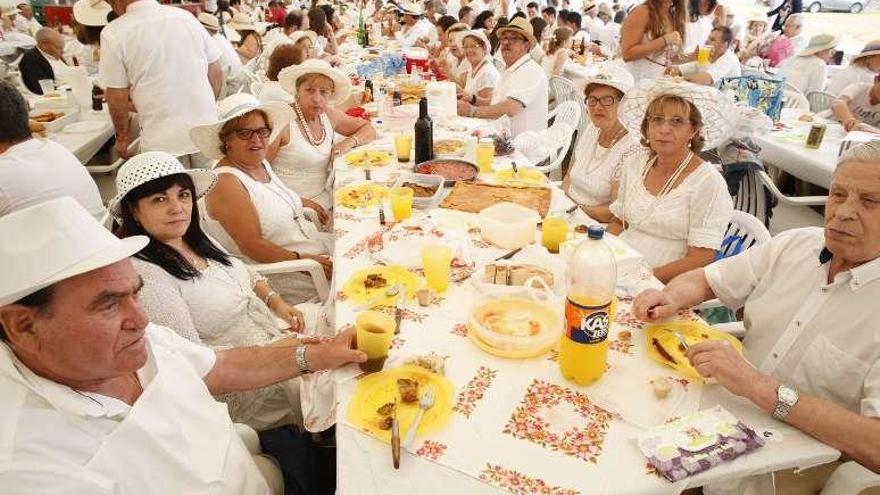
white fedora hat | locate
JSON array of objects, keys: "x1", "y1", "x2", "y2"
[
  {"x1": 73, "y1": 0, "x2": 112, "y2": 26},
  {"x1": 619, "y1": 78, "x2": 736, "y2": 150},
  {"x1": 583, "y1": 62, "x2": 635, "y2": 95},
  {"x1": 228, "y1": 12, "x2": 257, "y2": 31},
  {"x1": 107, "y1": 152, "x2": 217, "y2": 218},
  {"x1": 189, "y1": 93, "x2": 295, "y2": 160},
  {"x1": 278, "y1": 59, "x2": 352, "y2": 105},
  {"x1": 198, "y1": 12, "x2": 220, "y2": 31},
  {"x1": 0, "y1": 197, "x2": 148, "y2": 307},
  {"x1": 798, "y1": 33, "x2": 838, "y2": 57}
]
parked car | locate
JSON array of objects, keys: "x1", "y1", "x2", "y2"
[{"x1": 805, "y1": 0, "x2": 866, "y2": 12}]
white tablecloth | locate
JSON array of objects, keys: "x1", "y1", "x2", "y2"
[
  {"x1": 755, "y1": 108, "x2": 846, "y2": 190},
  {"x1": 48, "y1": 110, "x2": 115, "y2": 164},
  {"x1": 332, "y1": 121, "x2": 839, "y2": 494}
]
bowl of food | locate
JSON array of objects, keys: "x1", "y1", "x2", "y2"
[
  {"x1": 468, "y1": 295, "x2": 562, "y2": 353},
  {"x1": 392, "y1": 172, "x2": 445, "y2": 208},
  {"x1": 432, "y1": 138, "x2": 466, "y2": 158},
  {"x1": 414, "y1": 159, "x2": 478, "y2": 186}
]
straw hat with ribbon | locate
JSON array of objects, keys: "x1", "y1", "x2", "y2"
[
  {"x1": 107, "y1": 152, "x2": 217, "y2": 218},
  {"x1": 198, "y1": 12, "x2": 220, "y2": 32},
  {"x1": 618, "y1": 78, "x2": 736, "y2": 150},
  {"x1": 853, "y1": 40, "x2": 880, "y2": 63},
  {"x1": 496, "y1": 17, "x2": 538, "y2": 49},
  {"x1": 583, "y1": 0, "x2": 598, "y2": 13},
  {"x1": 278, "y1": 59, "x2": 352, "y2": 106},
  {"x1": 583, "y1": 62, "x2": 635, "y2": 96},
  {"x1": 189, "y1": 93, "x2": 295, "y2": 160},
  {"x1": 0, "y1": 197, "x2": 148, "y2": 307},
  {"x1": 798, "y1": 33, "x2": 839, "y2": 57},
  {"x1": 73, "y1": 0, "x2": 112, "y2": 26},
  {"x1": 228, "y1": 12, "x2": 257, "y2": 31}
]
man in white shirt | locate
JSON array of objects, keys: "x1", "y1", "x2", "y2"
[
  {"x1": 456, "y1": 17, "x2": 548, "y2": 137},
  {"x1": 668, "y1": 26, "x2": 741, "y2": 86},
  {"x1": 633, "y1": 142, "x2": 880, "y2": 492},
  {"x1": 779, "y1": 33, "x2": 838, "y2": 96},
  {"x1": 99, "y1": 0, "x2": 224, "y2": 166},
  {"x1": 393, "y1": 3, "x2": 435, "y2": 47},
  {"x1": 0, "y1": 197, "x2": 367, "y2": 494},
  {"x1": 0, "y1": 82, "x2": 103, "y2": 218},
  {"x1": 13, "y1": 3, "x2": 40, "y2": 35},
  {"x1": 580, "y1": 0, "x2": 604, "y2": 41},
  {"x1": 833, "y1": 78, "x2": 880, "y2": 133}
]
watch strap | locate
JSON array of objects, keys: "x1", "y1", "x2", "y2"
[
  {"x1": 295, "y1": 345, "x2": 312, "y2": 374},
  {"x1": 772, "y1": 384, "x2": 798, "y2": 421}
]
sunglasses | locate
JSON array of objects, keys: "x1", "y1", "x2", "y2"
[{"x1": 233, "y1": 127, "x2": 272, "y2": 140}]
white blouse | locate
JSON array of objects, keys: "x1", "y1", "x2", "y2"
[
  {"x1": 464, "y1": 57, "x2": 500, "y2": 96},
  {"x1": 610, "y1": 151, "x2": 733, "y2": 267},
  {"x1": 567, "y1": 127, "x2": 641, "y2": 207},
  {"x1": 273, "y1": 113, "x2": 334, "y2": 210}
]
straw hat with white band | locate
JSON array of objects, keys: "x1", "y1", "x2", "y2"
[
  {"x1": 107, "y1": 152, "x2": 217, "y2": 217},
  {"x1": 277, "y1": 59, "x2": 352, "y2": 105},
  {"x1": 798, "y1": 33, "x2": 838, "y2": 57},
  {"x1": 73, "y1": 0, "x2": 112, "y2": 26},
  {"x1": 746, "y1": 12, "x2": 768, "y2": 25},
  {"x1": 397, "y1": 1, "x2": 425, "y2": 16},
  {"x1": 583, "y1": 62, "x2": 635, "y2": 95},
  {"x1": 228, "y1": 12, "x2": 257, "y2": 31},
  {"x1": 618, "y1": 78, "x2": 736, "y2": 150},
  {"x1": 198, "y1": 12, "x2": 220, "y2": 32},
  {"x1": 583, "y1": 0, "x2": 598, "y2": 13},
  {"x1": 853, "y1": 40, "x2": 880, "y2": 63},
  {"x1": 461, "y1": 30, "x2": 491, "y2": 51},
  {"x1": 189, "y1": 93, "x2": 295, "y2": 160},
  {"x1": 496, "y1": 17, "x2": 538, "y2": 49},
  {"x1": 0, "y1": 197, "x2": 148, "y2": 307}
]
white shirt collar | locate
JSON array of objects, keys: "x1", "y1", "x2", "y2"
[
  {"x1": 503, "y1": 53, "x2": 532, "y2": 74},
  {"x1": 818, "y1": 245, "x2": 880, "y2": 290},
  {"x1": 36, "y1": 47, "x2": 59, "y2": 63}
]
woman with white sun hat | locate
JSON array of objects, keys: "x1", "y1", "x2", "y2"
[
  {"x1": 191, "y1": 93, "x2": 333, "y2": 304},
  {"x1": 828, "y1": 40, "x2": 880, "y2": 96},
  {"x1": 270, "y1": 59, "x2": 377, "y2": 213},
  {"x1": 608, "y1": 78, "x2": 734, "y2": 283},
  {"x1": 779, "y1": 33, "x2": 839, "y2": 96}
]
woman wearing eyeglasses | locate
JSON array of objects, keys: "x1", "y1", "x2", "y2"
[
  {"x1": 458, "y1": 30, "x2": 500, "y2": 106},
  {"x1": 608, "y1": 79, "x2": 734, "y2": 283},
  {"x1": 191, "y1": 93, "x2": 333, "y2": 304},
  {"x1": 562, "y1": 65, "x2": 640, "y2": 223}
]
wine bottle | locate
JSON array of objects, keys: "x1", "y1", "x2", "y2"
[{"x1": 414, "y1": 97, "x2": 433, "y2": 165}]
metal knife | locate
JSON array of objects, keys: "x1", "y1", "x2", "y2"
[
  {"x1": 391, "y1": 399, "x2": 401, "y2": 469},
  {"x1": 393, "y1": 285, "x2": 404, "y2": 335},
  {"x1": 494, "y1": 247, "x2": 522, "y2": 261}
]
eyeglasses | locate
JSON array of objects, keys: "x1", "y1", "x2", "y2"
[
  {"x1": 586, "y1": 95, "x2": 618, "y2": 107},
  {"x1": 233, "y1": 127, "x2": 272, "y2": 140},
  {"x1": 499, "y1": 35, "x2": 527, "y2": 44},
  {"x1": 462, "y1": 42, "x2": 484, "y2": 50},
  {"x1": 647, "y1": 115, "x2": 691, "y2": 129}
]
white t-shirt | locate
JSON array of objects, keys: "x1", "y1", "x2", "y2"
[
  {"x1": 840, "y1": 82, "x2": 880, "y2": 128},
  {"x1": 0, "y1": 139, "x2": 104, "y2": 219},
  {"x1": 99, "y1": 0, "x2": 222, "y2": 155},
  {"x1": 464, "y1": 57, "x2": 501, "y2": 95},
  {"x1": 779, "y1": 55, "x2": 827, "y2": 96},
  {"x1": 491, "y1": 53, "x2": 549, "y2": 137},
  {"x1": 680, "y1": 49, "x2": 742, "y2": 84},
  {"x1": 213, "y1": 31, "x2": 243, "y2": 77},
  {"x1": 827, "y1": 64, "x2": 875, "y2": 97}
]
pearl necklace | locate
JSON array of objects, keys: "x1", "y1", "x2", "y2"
[{"x1": 293, "y1": 101, "x2": 326, "y2": 147}]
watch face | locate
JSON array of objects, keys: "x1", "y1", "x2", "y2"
[{"x1": 779, "y1": 386, "x2": 797, "y2": 404}]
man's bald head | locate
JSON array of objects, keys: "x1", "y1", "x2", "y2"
[{"x1": 35, "y1": 28, "x2": 65, "y2": 60}]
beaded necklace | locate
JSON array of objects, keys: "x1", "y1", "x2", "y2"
[{"x1": 293, "y1": 101, "x2": 326, "y2": 147}]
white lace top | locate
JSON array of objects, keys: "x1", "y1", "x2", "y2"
[
  {"x1": 610, "y1": 150, "x2": 733, "y2": 267},
  {"x1": 272, "y1": 113, "x2": 334, "y2": 209},
  {"x1": 567, "y1": 126, "x2": 641, "y2": 207}
]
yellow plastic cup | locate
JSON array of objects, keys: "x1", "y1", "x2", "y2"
[
  {"x1": 389, "y1": 187, "x2": 414, "y2": 221},
  {"x1": 394, "y1": 134, "x2": 413, "y2": 163},
  {"x1": 476, "y1": 138, "x2": 495, "y2": 173},
  {"x1": 355, "y1": 311, "x2": 396, "y2": 373},
  {"x1": 421, "y1": 244, "x2": 453, "y2": 293},
  {"x1": 541, "y1": 217, "x2": 569, "y2": 254},
  {"x1": 697, "y1": 45, "x2": 711, "y2": 65}
]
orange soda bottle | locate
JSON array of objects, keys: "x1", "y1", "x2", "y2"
[{"x1": 558, "y1": 225, "x2": 617, "y2": 386}]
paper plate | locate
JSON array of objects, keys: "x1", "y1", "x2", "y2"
[
  {"x1": 347, "y1": 365, "x2": 455, "y2": 442},
  {"x1": 645, "y1": 321, "x2": 743, "y2": 381},
  {"x1": 335, "y1": 183, "x2": 389, "y2": 209},
  {"x1": 342, "y1": 265, "x2": 421, "y2": 305},
  {"x1": 494, "y1": 167, "x2": 547, "y2": 185},
  {"x1": 343, "y1": 149, "x2": 392, "y2": 167}
]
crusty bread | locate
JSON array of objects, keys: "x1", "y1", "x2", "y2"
[{"x1": 483, "y1": 263, "x2": 554, "y2": 287}]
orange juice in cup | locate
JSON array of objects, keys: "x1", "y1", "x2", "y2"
[
  {"x1": 476, "y1": 138, "x2": 495, "y2": 173},
  {"x1": 389, "y1": 187, "x2": 414, "y2": 221},
  {"x1": 394, "y1": 134, "x2": 413, "y2": 163},
  {"x1": 541, "y1": 217, "x2": 569, "y2": 253},
  {"x1": 421, "y1": 244, "x2": 453, "y2": 293},
  {"x1": 697, "y1": 45, "x2": 712, "y2": 65}
]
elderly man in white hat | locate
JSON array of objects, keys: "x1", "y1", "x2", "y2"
[
  {"x1": 392, "y1": 2, "x2": 435, "y2": 47},
  {"x1": 456, "y1": 16, "x2": 548, "y2": 137},
  {"x1": 779, "y1": 33, "x2": 839, "y2": 96},
  {"x1": 0, "y1": 196, "x2": 366, "y2": 494},
  {"x1": 99, "y1": 0, "x2": 225, "y2": 166},
  {"x1": 633, "y1": 141, "x2": 880, "y2": 493}
]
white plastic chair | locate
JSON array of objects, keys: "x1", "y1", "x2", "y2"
[
  {"x1": 806, "y1": 90, "x2": 836, "y2": 113},
  {"x1": 820, "y1": 461, "x2": 880, "y2": 495},
  {"x1": 549, "y1": 75, "x2": 578, "y2": 110},
  {"x1": 86, "y1": 137, "x2": 142, "y2": 175},
  {"x1": 548, "y1": 100, "x2": 581, "y2": 135},
  {"x1": 782, "y1": 90, "x2": 810, "y2": 111}
]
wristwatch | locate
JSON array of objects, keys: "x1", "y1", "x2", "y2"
[
  {"x1": 295, "y1": 345, "x2": 313, "y2": 375},
  {"x1": 772, "y1": 384, "x2": 799, "y2": 421}
]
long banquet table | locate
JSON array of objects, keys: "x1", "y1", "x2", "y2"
[{"x1": 328, "y1": 116, "x2": 839, "y2": 494}]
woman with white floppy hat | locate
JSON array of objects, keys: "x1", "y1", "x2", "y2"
[
  {"x1": 229, "y1": 12, "x2": 263, "y2": 64},
  {"x1": 608, "y1": 78, "x2": 734, "y2": 283},
  {"x1": 109, "y1": 151, "x2": 324, "y2": 430},
  {"x1": 458, "y1": 30, "x2": 499, "y2": 107},
  {"x1": 270, "y1": 59, "x2": 377, "y2": 213},
  {"x1": 779, "y1": 33, "x2": 838, "y2": 96},
  {"x1": 828, "y1": 40, "x2": 880, "y2": 96},
  {"x1": 192, "y1": 93, "x2": 333, "y2": 304},
  {"x1": 563, "y1": 63, "x2": 641, "y2": 223}
]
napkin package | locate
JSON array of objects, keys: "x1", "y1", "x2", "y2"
[
  {"x1": 426, "y1": 81, "x2": 457, "y2": 119},
  {"x1": 637, "y1": 406, "x2": 765, "y2": 482}
]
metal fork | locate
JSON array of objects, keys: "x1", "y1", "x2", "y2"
[{"x1": 403, "y1": 387, "x2": 436, "y2": 448}]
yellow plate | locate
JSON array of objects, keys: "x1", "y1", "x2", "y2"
[
  {"x1": 342, "y1": 265, "x2": 421, "y2": 305},
  {"x1": 335, "y1": 183, "x2": 390, "y2": 209},
  {"x1": 467, "y1": 321, "x2": 557, "y2": 359},
  {"x1": 644, "y1": 320, "x2": 744, "y2": 381},
  {"x1": 347, "y1": 365, "x2": 455, "y2": 442},
  {"x1": 495, "y1": 168, "x2": 546, "y2": 185},
  {"x1": 344, "y1": 149, "x2": 392, "y2": 167}
]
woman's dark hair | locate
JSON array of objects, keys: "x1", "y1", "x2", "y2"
[
  {"x1": 530, "y1": 16, "x2": 547, "y2": 41},
  {"x1": 267, "y1": 43, "x2": 307, "y2": 81},
  {"x1": 488, "y1": 17, "x2": 509, "y2": 54},
  {"x1": 284, "y1": 10, "x2": 304, "y2": 31},
  {"x1": 472, "y1": 10, "x2": 494, "y2": 30},
  {"x1": 511, "y1": 11, "x2": 526, "y2": 20},
  {"x1": 437, "y1": 14, "x2": 457, "y2": 33},
  {"x1": 308, "y1": 6, "x2": 327, "y2": 34},
  {"x1": 74, "y1": 22, "x2": 103, "y2": 45},
  {"x1": 0, "y1": 81, "x2": 31, "y2": 145},
  {"x1": 115, "y1": 174, "x2": 231, "y2": 281},
  {"x1": 319, "y1": 4, "x2": 335, "y2": 26}
]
